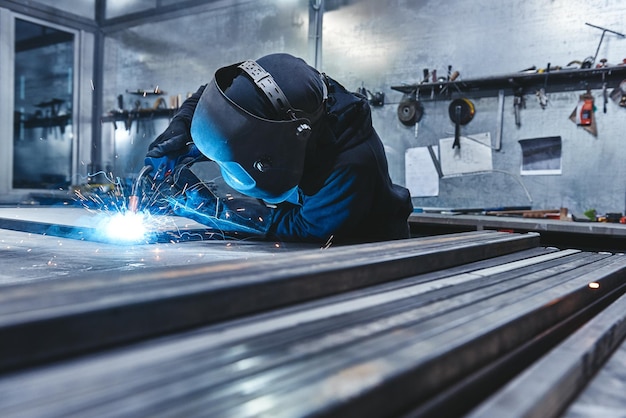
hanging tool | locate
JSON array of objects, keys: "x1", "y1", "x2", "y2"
[
  {"x1": 430, "y1": 69, "x2": 437, "y2": 99},
  {"x1": 513, "y1": 87, "x2": 525, "y2": 127},
  {"x1": 495, "y1": 89, "x2": 504, "y2": 151},
  {"x1": 610, "y1": 79, "x2": 626, "y2": 107},
  {"x1": 602, "y1": 72, "x2": 608, "y2": 113},
  {"x1": 357, "y1": 83, "x2": 385, "y2": 107},
  {"x1": 448, "y1": 98, "x2": 475, "y2": 149},
  {"x1": 397, "y1": 93, "x2": 423, "y2": 126},
  {"x1": 578, "y1": 95, "x2": 594, "y2": 126},
  {"x1": 536, "y1": 63, "x2": 550, "y2": 109},
  {"x1": 585, "y1": 22, "x2": 625, "y2": 66},
  {"x1": 569, "y1": 89, "x2": 597, "y2": 137}
]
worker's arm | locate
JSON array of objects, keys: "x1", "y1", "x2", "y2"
[{"x1": 268, "y1": 164, "x2": 374, "y2": 243}]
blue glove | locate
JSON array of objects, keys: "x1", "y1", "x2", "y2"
[
  {"x1": 146, "y1": 119, "x2": 189, "y2": 158},
  {"x1": 167, "y1": 167, "x2": 275, "y2": 238},
  {"x1": 144, "y1": 144, "x2": 203, "y2": 181},
  {"x1": 146, "y1": 118, "x2": 206, "y2": 181}
]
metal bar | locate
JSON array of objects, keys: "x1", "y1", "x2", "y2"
[
  {"x1": 563, "y1": 332, "x2": 626, "y2": 417},
  {"x1": 468, "y1": 291, "x2": 626, "y2": 418},
  {"x1": 0, "y1": 231, "x2": 538, "y2": 372},
  {"x1": 309, "y1": 0, "x2": 324, "y2": 70},
  {"x1": 409, "y1": 213, "x2": 626, "y2": 239}
]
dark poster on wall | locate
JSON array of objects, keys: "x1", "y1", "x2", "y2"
[{"x1": 518, "y1": 136, "x2": 562, "y2": 175}]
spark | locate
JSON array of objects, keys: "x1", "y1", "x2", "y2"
[
  {"x1": 321, "y1": 235, "x2": 334, "y2": 249},
  {"x1": 69, "y1": 166, "x2": 271, "y2": 246}
]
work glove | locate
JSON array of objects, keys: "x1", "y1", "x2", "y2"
[
  {"x1": 145, "y1": 119, "x2": 204, "y2": 181},
  {"x1": 166, "y1": 167, "x2": 275, "y2": 239}
]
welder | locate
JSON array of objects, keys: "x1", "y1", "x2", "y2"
[{"x1": 144, "y1": 53, "x2": 412, "y2": 244}]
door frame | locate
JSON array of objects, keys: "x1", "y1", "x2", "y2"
[{"x1": 0, "y1": 8, "x2": 93, "y2": 198}]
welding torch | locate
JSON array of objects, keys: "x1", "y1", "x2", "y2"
[
  {"x1": 128, "y1": 165, "x2": 154, "y2": 213},
  {"x1": 128, "y1": 144, "x2": 205, "y2": 213}
]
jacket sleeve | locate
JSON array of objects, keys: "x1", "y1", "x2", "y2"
[{"x1": 267, "y1": 164, "x2": 374, "y2": 243}]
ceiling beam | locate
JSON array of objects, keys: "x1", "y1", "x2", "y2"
[
  {"x1": 101, "y1": 0, "x2": 255, "y2": 34},
  {"x1": 0, "y1": 0, "x2": 97, "y2": 32}
]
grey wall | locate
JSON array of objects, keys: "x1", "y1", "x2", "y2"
[{"x1": 102, "y1": 0, "x2": 626, "y2": 216}]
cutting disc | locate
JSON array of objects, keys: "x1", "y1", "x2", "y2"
[{"x1": 397, "y1": 98, "x2": 424, "y2": 126}]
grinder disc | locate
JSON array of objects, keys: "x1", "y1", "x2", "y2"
[{"x1": 397, "y1": 98, "x2": 424, "y2": 126}]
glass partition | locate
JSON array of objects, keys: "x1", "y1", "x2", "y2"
[
  {"x1": 106, "y1": 0, "x2": 157, "y2": 19},
  {"x1": 13, "y1": 18, "x2": 75, "y2": 189},
  {"x1": 31, "y1": 0, "x2": 95, "y2": 19}
]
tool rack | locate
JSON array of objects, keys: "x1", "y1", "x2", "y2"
[{"x1": 391, "y1": 65, "x2": 626, "y2": 100}]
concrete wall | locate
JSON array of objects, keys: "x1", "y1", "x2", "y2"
[{"x1": 102, "y1": 0, "x2": 626, "y2": 216}]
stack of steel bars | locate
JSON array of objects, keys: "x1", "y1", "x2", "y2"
[{"x1": 0, "y1": 230, "x2": 624, "y2": 417}]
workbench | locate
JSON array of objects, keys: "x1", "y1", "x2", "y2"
[
  {"x1": 0, "y1": 207, "x2": 625, "y2": 417},
  {"x1": 410, "y1": 212, "x2": 626, "y2": 251}
]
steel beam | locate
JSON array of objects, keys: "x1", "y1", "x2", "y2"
[{"x1": 0, "y1": 230, "x2": 538, "y2": 371}]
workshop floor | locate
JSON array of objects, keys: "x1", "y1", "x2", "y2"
[{"x1": 0, "y1": 207, "x2": 316, "y2": 285}]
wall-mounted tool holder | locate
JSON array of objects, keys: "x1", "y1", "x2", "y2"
[
  {"x1": 391, "y1": 65, "x2": 626, "y2": 101},
  {"x1": 102, "y1": 108, "x2": 176, "y2": 132}
]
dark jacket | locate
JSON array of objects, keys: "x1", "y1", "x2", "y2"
[{"x1": 268, "y1": 77, "x2": 412, "y2": 244}]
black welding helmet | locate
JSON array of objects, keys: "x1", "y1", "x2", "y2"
[{"x1": 191, "y1": 54, "x2": 327, "y2": 203}]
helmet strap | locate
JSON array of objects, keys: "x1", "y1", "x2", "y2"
[{"x1": 238, "y1": 60, "x2": 296, "y2": 120}]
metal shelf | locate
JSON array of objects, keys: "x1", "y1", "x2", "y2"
[{"x1": 391, "y1": 65, "x2": 626, "y2": 100}]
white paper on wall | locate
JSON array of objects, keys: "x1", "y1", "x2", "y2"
[
  {"x1": 405, "y1": 146, "x2": 439, "y2": 197},
  {"x1": 439, "y1": 132, "x2": 493, "y2": 176}
]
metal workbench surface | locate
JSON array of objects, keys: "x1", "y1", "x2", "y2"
[
  {"x1": 409, "y1": 213, "x2": 626, "y2": 237},
  {"x1": 409, "y1": 212, "x2": 626, "y2": 250}
]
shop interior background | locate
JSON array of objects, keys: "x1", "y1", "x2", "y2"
[{"x1": 0, "y1": 0, "x2": 625, "y2": 217}]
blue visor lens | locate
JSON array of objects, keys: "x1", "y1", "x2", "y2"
[
  {"x1": 219, "y1": 161, "x2": 256, "y2": 191},
  {"x1": 219, "y1": 161, "x2": 298, "y2": 204}
]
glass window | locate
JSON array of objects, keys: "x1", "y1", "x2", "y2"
[
  {"x1": 106, "y1": 0, "x2": 157, "y2": 19},
  {"x1": 32, "y1": 0, "x2": 95, "y2": 20},
  {"x1": 13, "y1": 19, "x2": 74, "y2": 189}
]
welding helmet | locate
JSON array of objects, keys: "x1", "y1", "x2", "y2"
[{"x1": 191, "y1": 54, "x2": 327, "y2": 203}]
